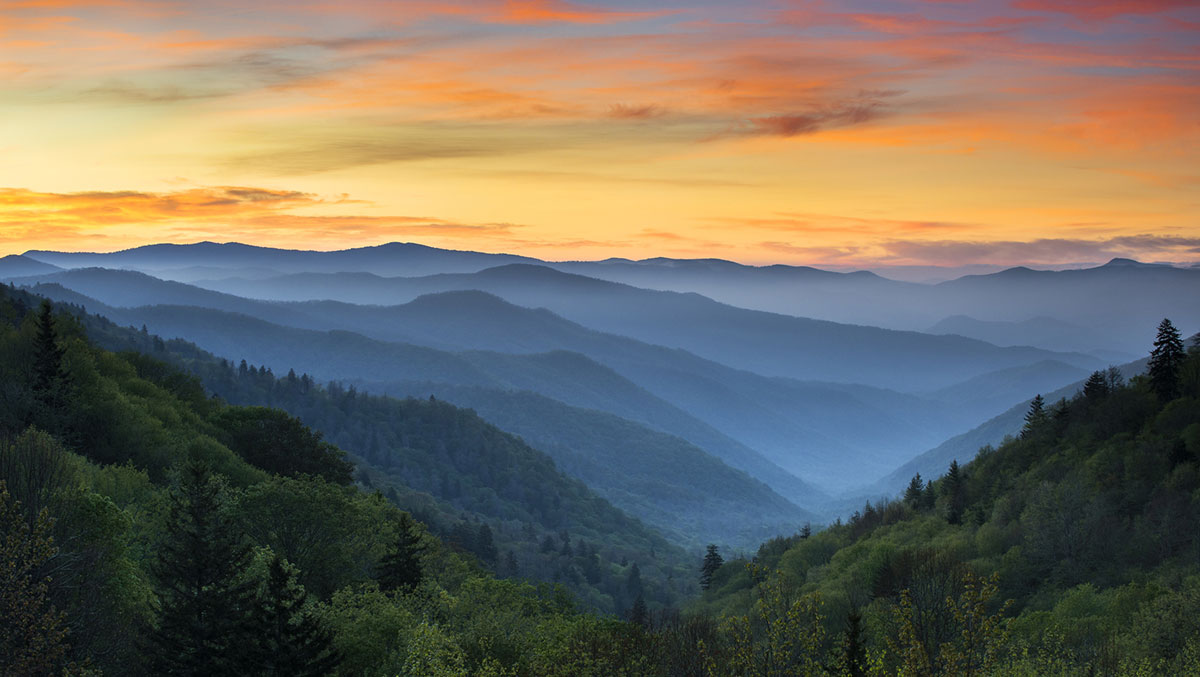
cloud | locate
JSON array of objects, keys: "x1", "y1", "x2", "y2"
[
  {"x1": 0, "y1": 186, "x2": 525, "y2": 251},
  {"x1": 1010, "y1": 0, "x2": 1199, "y2": 20},
  {"x1": 877, "y1": 235, "x2": 1200, "y2": 266},
  {"x1": 607, "y1": 103, "x2": 666, "y2": 119}
]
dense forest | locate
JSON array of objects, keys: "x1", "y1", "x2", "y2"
[{"x1": 3, "y1": 284, "x2": 1200, "y2": 675}]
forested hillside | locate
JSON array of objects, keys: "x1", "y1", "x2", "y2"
[
  {"x1": 689, "y1": 320, "x2": 1200, "y2": 675},
  {"x1": 6, "y1": 279, "x2": 1199, "y2": 676},
  {"x1": 0, "y1": 286, "x2": 700, "y2": 675}
]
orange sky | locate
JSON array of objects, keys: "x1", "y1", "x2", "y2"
[{"x1": 1, "y1": 0, "x2": 1197, "y2": 266}]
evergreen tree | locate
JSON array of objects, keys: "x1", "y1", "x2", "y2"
[
  {"x1": 629, "y1": 595, "x2": 649, "y2": 629},
  {"x1": 376, "y1": 513, "x2": 427, "y2": 594},
  {"x1": 626, "y1": 562, "x2": 644, "y2": 602},
  {"x1": 700, "y1": 544, "x2": 724, "y2": 591},
  {"x1": 800, "y1": 523, "x2": 812, "y2": 539},
  {"x1": 1082, "y1": 371, "x2": 1109, "y2": 400},
  {"x1": 1022, "y1": 395, "x2": 1047, "y2": 437},
  {"x1": 475, "y1": 523, "x2": 498, "y2": 566},
  {"x1": 249, "y1": 555, "x2": 341, "y2": 676},
  {"x1": 147, "y1": 461, "x2": 256, "y2": 676},
  {"x1": 1149, "y1": 318, "x2": 1185, "y2": 401},
  {"x1": 943, "y1": 460, "x2": 966, "y2": 525},
  {"x1": 904, "y1": 473, "x2": 924, "y2": 507},
  {"x1": 30, "y1": 300, "x2": 70, "y2": 435},
  {"x1": 836, "y1": 609, "x2": 868, "y2": 677}
]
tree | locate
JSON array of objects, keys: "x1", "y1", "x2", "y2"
[
  {"x1": 0, "y1": 481, "x2": 75, "y2": 675},
  {"x1": 1082, "y1": 371, "x2": 1109, "y2": 401},
  {"x1": 146, "y1": 461, "x2": 257, "y2": 676},
  {"x1": 474, "y1": 523, "x2": 498, "y2": 566},
  {"x1": 700, "y1": 544, "x2": 724, "y2": 591},
  {"x1": 30, "y1": 300, "x2": 71, "y2": 437},
  {"x1": 629, "y1": 595, "x2": 649, "y2": 629},
  {"x1": 1149, "y1": 318, "x2": 1185, "y2": 401},
  {"x1": 834, "y1": 609, "x2": 868, "y2": 677},
  {"x1": 249, "y1": 554, "x2": 341, "y2": 676},
  {"x1": 943, "y1": 460, "x2": 966, "y2": 525},
  {"x1": 376, "y1": 513, "x2": 427, "y2": 594},
  {"x1": 1022, "y1": 395, "x2": 1047, "y2": 437},
  {"x1": 211, "y1": 407, "x2": 352, "y2": 485},
  {"x1": 904, "y1": 473, "x2": 925, "y2": 508},
  {"x1": 626, "y1": 562, "x2": 644, "y2": 602}
]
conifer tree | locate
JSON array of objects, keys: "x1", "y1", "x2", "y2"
[
  {"x1": 836, "y1": 609, "x2": 868, "y2": 677},
  {"x1": 1082, "y1": 371, "x2": 1109, "y2": 400},
  {"x1": 1149, "y1": 318, "x2": 1185, "y2": 401},
  {"x1": 147, "y1": 461, "x2": 256, "y2": 676},
  {"x1": 904, "y1": 473, "x2": 924, "y2": 507},
  {"x1": 249, "y1": 555, "x2": 341, "y2": 676},
  {"x1": 475, "y1": 523, "x2": 498, "y2": 565},
  {"x1": 30, "y1": 300, "x2": 70, "y2": 436},
  {"x1": 1022, "y1": 395, "x2": 1047, "y2": 437},
  {"x1": 629, "y1": 595, "x2": 649, "y2": 629},
  {"x1": 626, "y1": 562, "x2": 644, "y2": 601},
  {"x1": 943, "y1": 460, "x2": 966, "y2": 525},
  {"x1": 699, "y1": 544, "x2": 724, "y2": 591},
  {"x1": 376, "y1": 513, "x2": 427, "y2": 594}
]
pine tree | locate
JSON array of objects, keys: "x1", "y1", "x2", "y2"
[
  {"x1": 1082, "y1": 371, "x2": 1109, "y2": 400},
  {"x1": 1149, "y1": 318, "x2": 1185, "y2": 401},
  {"x1": 249, "y1": 555, "x2": 341, "y2": 676},
  {"x1": 836, "y1": 609, "x2": 868, "y2": 677},
  {"x1": 475, "y1": 523, "x2": 498, "y2": 565},
  {"x1": 1022, "y1": 395, "x2": 1047, "y2": 437},
  {"x1": 376, "y1": 513, "x2": 427, "y2": 594},
  {"x1": 626, "y1": 562, "x2": 644, "y2": 602},
  {"x1": 800, "y1": 522, "x2": 812, "y2": 539},
  {"x1": 943, "y1": 460, "x2": 966, "y2": 525},
  {"x1": 629, "y1": 595, "x2": 649, "y2": 629},
  {"x1": 30, "y1": 300, "x2": 70, "y2": 435},
  {"x1": 699, "y1": 544, "x2": 724, "y2": 591},
  {"x1": 146, "y1": 461, "x2": 257, "y2": 676},
  {"x1": 904, "y1": 473, "x2": 924, "y2": 507}
]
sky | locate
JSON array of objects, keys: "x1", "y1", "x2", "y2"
[{"x1": 1, "y1": 0, "x2": 1198, "y2": 267}]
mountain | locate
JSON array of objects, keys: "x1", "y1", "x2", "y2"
[
  {"x1": 24, "y1": 240, "x2": 539, "y2": 277},
  {"x1": 870, "y1": 356, "x2": 1150, "y2": 495},
  {"x1": 22, "y1": 273, "x2": 1043, "y2": 492},
  {"x1": 0, "y1": 253, "x2": 62, "y2": 278},
  {"x1": 926, "y1": 314, "x2": 1123, "y2": 357},
  {"x1": 26, "y1": 285, "x2": 820, "y2": 540},
  {"x1": 693, "y1": 340, "x2": 1200, "y2": 674},
  {"x1": 29, "y1": 242, "x2": 1196, "y2": 356},
  {"x1": 189, "y1": 264, "x2": 1103, "y2": 393}
]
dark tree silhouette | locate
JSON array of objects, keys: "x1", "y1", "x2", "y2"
[
  {"x1": 1082, "y1": 371, "x2": 1109, "y2": 401},
  {"x1": 1149, "y1": 318, "x2": 1185, "y2": 402},
  {"x1": 699, "y1": 544, "x2": 724, "y2": 591},
  {"x1": 376, "y1": 513, "x2": 427, "y2": 594},
  {"x1": 146, "y1": 461, "x2": 257, "y2": 676},
  {"x1": 249, "y1": 555, "x2": 341, "y2": 676},
  {"x1": 629, "y1": 595, "x2": 649, "y2": 629},
  {"x1": 1022, "y1": 395, "x2": 1047, "y2": 437},
  {"x1": 943, "y1": 460, "x2": 966, "y2": 525},
  {"x1": 904, "y1": 473, "x2": 924, "y2": 507},
  {"x1": 838, "y1": 609, "x2": 868, "y2": 677}
]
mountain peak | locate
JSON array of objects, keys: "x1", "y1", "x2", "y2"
[{"x1": 1103, "y1": 257, "x2": 1144, "y2": 267}]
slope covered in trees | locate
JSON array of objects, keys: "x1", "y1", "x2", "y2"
[
  {"x1": 688, "y1": 321, "x2": 1200, "y2": 674},
  {"x1": 0, "y1": 286, "x2": 708, "y2": 675}
]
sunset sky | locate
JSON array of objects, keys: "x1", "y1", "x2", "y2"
[{"x1": 1, "y1": 0, "x2": 1197, "y2": 267}]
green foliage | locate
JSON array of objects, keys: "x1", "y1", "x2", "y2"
[
  {"x1": 0, "y1": 480, "x2": 76, "y2": 676},
  {"x1": 1149, "y1": 318, "x2": 1185, "y2": 401},
  {"x1": 147, "y1": 460, "x2": 258, "y2": 675},
  {"x1": 211, "y1": 406, "x2": 352, "y2": 484}
]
